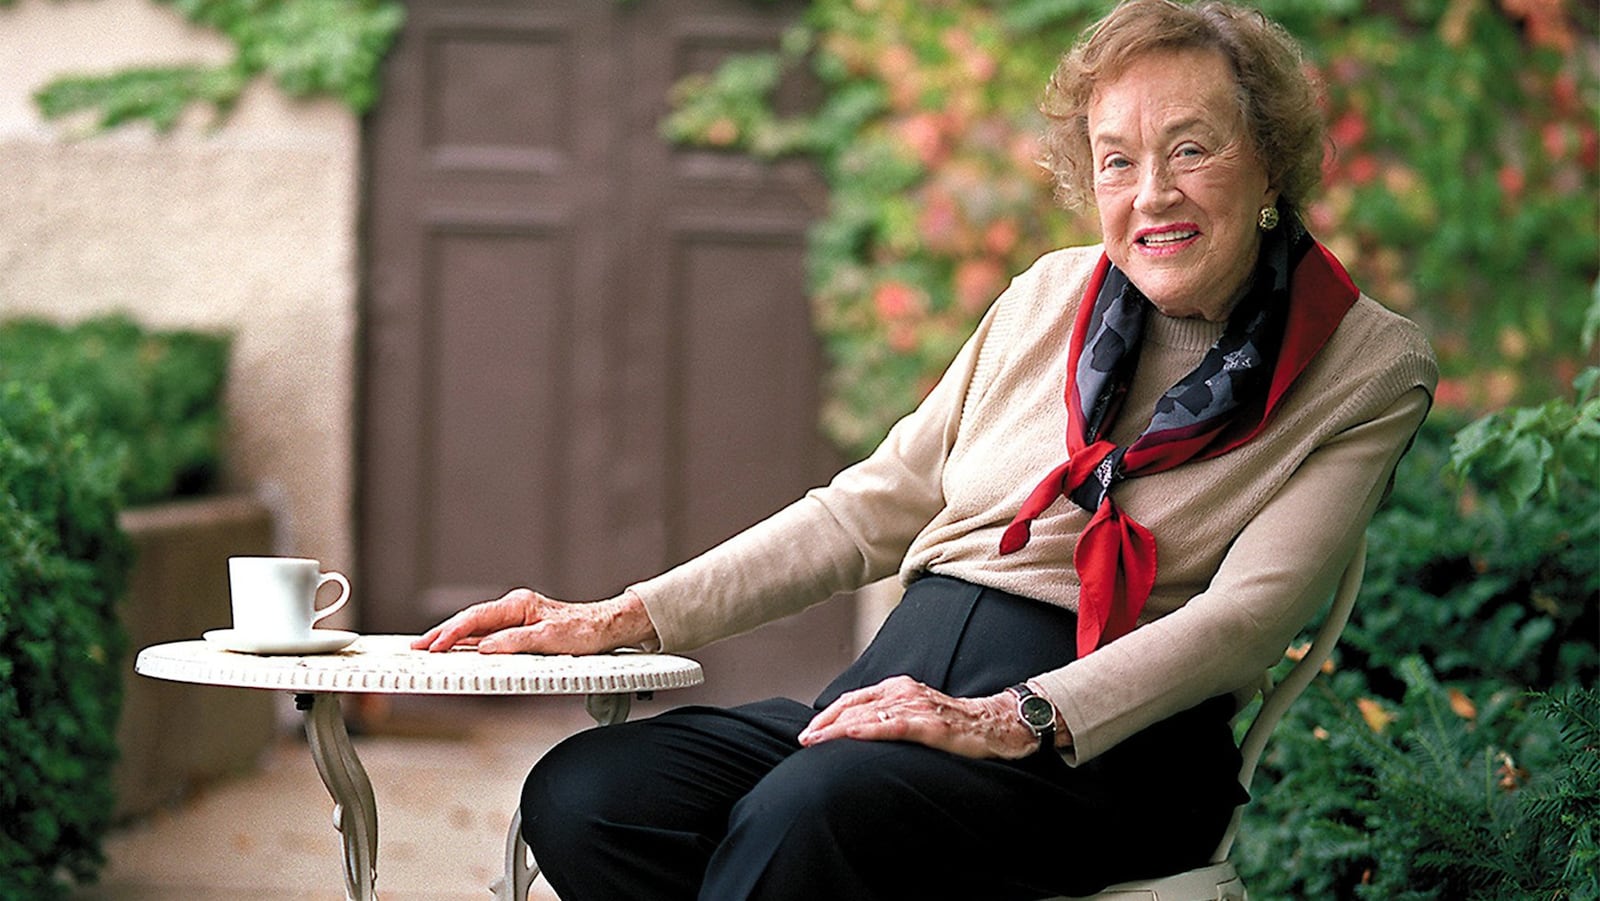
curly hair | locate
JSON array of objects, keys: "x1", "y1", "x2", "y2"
[{"x1": 1040, "y1": 0, "x2": 1326, "y2": 214}]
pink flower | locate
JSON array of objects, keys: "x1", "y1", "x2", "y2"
[
  {"x1": 1347, "y1": 154, "x2": 1379, "y2": 185},
  {"x1": 1496, "y1": 164, "x2": 1525, "y2": 201},
  {"x1": 982, "y1": 219, "x2": 1019, "y2": 257},
  {"x1": 1329, "y1": 110, "x2": 1367, "y2": 150},
  {"x1": 896, "y1": 113, "x2": 947, "y2": 168},
  {"x1": 873, "y1": 281, "x2": 921, "y2": 320},
  {"x1": 705, "y1": 118, "x2": 739, "y2": 147},
  {"x1": 887, "y1": 321, "x2": 920, "y2": 352},
  {"x1": 1552, "y1": 72, "x2": 1579, "y2": 115},
  {"x1": 1542, "y1": 122, "x2": 1571, "y2": 161},
  {"x1": 917, "y1": 190, "x2": 963, "y2": 253},
  {"x1": 1500, "y1": 0, "x2": 1575, "y2": 51},
  {"x1": 1578, "y1": 127, "x2": 1598, "y2": 171},
  {"x1": 954, "y1": 258, "x2": 1006, "y2": 314}
]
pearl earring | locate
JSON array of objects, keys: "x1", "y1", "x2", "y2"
[{"x1": 1257, "y1": 206, "x2": 1280, "y2": 231}]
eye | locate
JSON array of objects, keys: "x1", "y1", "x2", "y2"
[
  {"x1": 1102, "y1": 153, "x2": 1133, "y2": 171},
  {"x1": 1173, "y1": 143, "x2": 1206, "y2": 166}
]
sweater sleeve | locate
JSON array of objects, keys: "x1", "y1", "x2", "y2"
[
  {"x1": 629, "y1": 295, "x2": 1011, "y2": 653},
  {"x1": 1033, "y1": 386, "x2": 1432, "y2": 764}
]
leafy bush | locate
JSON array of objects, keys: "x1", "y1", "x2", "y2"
[
  {"x1": 29, "y1": 0, "x2": 406, "y2": 131},
  {"x1": 0, "y1": 383, "x2": 133, "y2": 898},
  {"x1": 1235, "y1": 400, "x2": 1598, "y2": 899},
  {"x1": 1345, "y1": 673, "x2": 1600, "y2": 900},
  {"x1": 0, "y1": 315, "x2": 232, "y2": 507},
  {"x1": 1238, "y1": 661, "x2": 1599, "y2": 900}
]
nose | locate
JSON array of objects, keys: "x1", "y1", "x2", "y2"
[{"x1": 1133, "y1": 161, "x2": 1181, "y2": 214}]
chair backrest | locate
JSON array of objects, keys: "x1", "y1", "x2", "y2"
[{"x1": 1208, "y1": 536, "x2": 1367, "y2": 864}]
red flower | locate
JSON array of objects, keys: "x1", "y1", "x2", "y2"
[
  {"x1": 1347, "y1": 154, "x2": 1379, "y2": 185},
  {"x1": 1552, "y1": 72, "x2": 1580, "y2": 115},
  {"x1": 917, "y1": 190, "x2": 963, "y2": 253},
  {"x1": 887, "y1": 320, "x2": 919, "y2": 353},
  {"x1": 1579, "y1": 127, "x2": 1598, "y2": 171},
  {"x1": 1500, "y1": 0, "x2": 1575, "y2": 51},
  {"x1": 954, "y1": 258, "x2": 1006, "y2": 314},
  {"x1": 896, "y1": 113, "x2": 948, "y2": 168},
  {"x1": 982, "y1": 218, "x2": 1019, "y2": 257},
  {"x1": 1433, "y1": 378, "x2": 1471, "y2": 409},
  {"x1": 1496, "y1": 164, "x2": 1525, "y2": 201},
  {"x1": 873, "y1": 281, "x2": 921, "y2": 320},
  {"x1": 1542, "y1": 122, "x2": 1570, "y2": 162},
  {"x1": 1329, "y1": 110, "x2": 1367, "y2": 150}
]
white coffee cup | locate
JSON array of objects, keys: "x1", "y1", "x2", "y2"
[{"x1": 228, "y1": 557, "x2": 351, "y2": 643}]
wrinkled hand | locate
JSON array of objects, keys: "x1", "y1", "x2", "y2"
[
  {"x1": 797, "y1": 675, "x2": 1042, "y2": 760},
  {"x1": 410, "y1": 589, "x2": 655, "y2": 655}
]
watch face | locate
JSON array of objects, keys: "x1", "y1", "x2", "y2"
[{"x1": 1020, "y1": 695, "x2": 1055, "y2": 730}]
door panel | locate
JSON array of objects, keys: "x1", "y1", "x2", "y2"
[{"x1": 363, "y1": 0, "x2": 853, "y2": 703}]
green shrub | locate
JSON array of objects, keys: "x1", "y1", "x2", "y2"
[
  {"x1": 1238, "y1": 660, "x2": 1598, "y2": 900},
  {"x1": 1235, "y1": 402, "x2": 1599, "y2": 899},
  {"x1": 0, "y1": 382, "x2": 133, "y2": 899},
  {"x1": 0, "y1": 315, "x2": 231, "y2": 507},
  {"x1": 1350, "y1": 412, "x2": 1598, "y2": 695},
  {"x1": 1345, "y1": 672, "x2": 1600, "y2": 900},
  {"x1": 30, "y1": 0, "x2": 406, "y2": 131}
]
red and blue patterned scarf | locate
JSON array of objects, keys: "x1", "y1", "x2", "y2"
[{"x1": 999, "y1": 215, "x2": 1357, "y2": 656}]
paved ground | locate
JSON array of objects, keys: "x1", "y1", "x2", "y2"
[{"x1": 69, "y1": 694, "x2": 657, "y2": 901}]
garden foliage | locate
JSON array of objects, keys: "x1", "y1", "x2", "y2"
[
  {"x1": 24, "y1": 0, "x2": 405, "y2": 131},
  {"x1": 0, "y1": 315, "x2": 232, "y2": 506},
  {"x1": 0, "y1": 314, "x2": 231, "y2": 894},
  {"x1": 0, "y1": 383, "x2": 132, "y2": 899},
  {"x1": 1233, "y1": 389, "x2": 1598, "y2": 898},
  {"x1": 1236, "y1": 291, "x2": 1597, "y2": 897}
]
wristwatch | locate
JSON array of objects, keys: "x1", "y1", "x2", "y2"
[{"x1": 1007, "y1": 682, "x2": 1058, "y2": 753}]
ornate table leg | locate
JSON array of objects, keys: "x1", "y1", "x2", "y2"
[
  {"x1": 494, "y1": 692, "x2": 638, "y2": 900},
  {"x1": 297, "y1": 693, "x2": 379, "y2": 901},
  {"x1": 584, "y1": 691, "x2": 633, "y2": 726}
]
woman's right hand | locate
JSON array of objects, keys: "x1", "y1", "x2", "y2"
[{"x1": 410, "y1": 589, "x2": 657, "y2": 655}]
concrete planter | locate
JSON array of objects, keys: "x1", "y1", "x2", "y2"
[{"x1": 112, "y1": 495, "x2": 278, "y2": 821}]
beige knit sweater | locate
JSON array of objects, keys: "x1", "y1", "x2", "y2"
[{"x1": 631, "y1": 245, "x2": 1438, "y2": 764}]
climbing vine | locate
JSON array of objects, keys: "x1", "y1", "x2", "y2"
[{"x1": 21, "y1": 0, "x2": 405, "y2": 131}]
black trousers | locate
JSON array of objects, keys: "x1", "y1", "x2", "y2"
[{"x1": 521, "y1": 576, "x2": 1246, "y2": 901}]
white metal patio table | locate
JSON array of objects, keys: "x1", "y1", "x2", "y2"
[{"x1": 134, "y1": 634, "x2": 703, "y2": 901}]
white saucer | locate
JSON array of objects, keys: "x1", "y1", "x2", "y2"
[{"x1": 203, "y1": 628, "x2": 359, "y2": 655}]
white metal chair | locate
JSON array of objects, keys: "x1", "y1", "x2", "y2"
[
  {"x1": 492, "y1": 693, "x2": 632, "y2": 901},
  {"x1": 1056, "y1": 536, "x2": 1368, "y2": 901},
  {"x1": 494, "y1": 538, "x2": 1367, "y2": 901}
]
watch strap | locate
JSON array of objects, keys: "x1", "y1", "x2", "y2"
[{"x1": 1007, "y1": 682, "x2": 1057, "y2": 754}]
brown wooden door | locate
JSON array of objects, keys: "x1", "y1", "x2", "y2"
[{"x1": 361, "y1": 0, "x2": 854, "y2": 702}]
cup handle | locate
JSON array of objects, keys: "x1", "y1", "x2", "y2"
[{"x1": 312, "y1": 571, "x2": 351, "y2": 625}]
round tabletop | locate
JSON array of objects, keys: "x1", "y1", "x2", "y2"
[{"x1": 135, "y1": 634, "x2": 704, "y2": 696}]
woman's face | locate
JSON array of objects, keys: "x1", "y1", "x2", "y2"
[{"x1": 1088, "y1": 48, "x2": 1276, "y2": 321}]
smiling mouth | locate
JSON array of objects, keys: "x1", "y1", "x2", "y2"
[{"x1": 1137, "y1": 228, "x2": 1199, "y2": 247}]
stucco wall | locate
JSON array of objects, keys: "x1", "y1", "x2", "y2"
[{"x1": 0, "y1": 0, "x2": 361, "y2": 621}]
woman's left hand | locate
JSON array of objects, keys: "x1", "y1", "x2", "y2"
[{"x1": 797, "y1": 675, "x2": 1043, "y2": 760}]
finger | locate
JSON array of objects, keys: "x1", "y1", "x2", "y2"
[
  {"x1": 801, "y1": 676, "x2": 924, "y2": 741},
  {"x1": 425, "y1": 603, "x2": 509, "y2": 652},
  {"x1": 801, "y1": 694, "x2": 906, "y2": 745},
  {"x1": 421, "y1": 612, "x2": 474, "y2": 652},
  {"x1": 802, "y1": 684, "x2": 884, "y2": 736},
  {"x1": 803, "y1": 682, "x2": 979, "y2": 751},
  {"x1": 476, "y1": 623, "x2": 562, "y2": 654},
  {"x1": 801, "y1": 702, "x2": 908, "y2": 746}
]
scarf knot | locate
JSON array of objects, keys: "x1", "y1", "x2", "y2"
[{"x1": 998, "y1": 215, "x2": 1357, "y2": 656}]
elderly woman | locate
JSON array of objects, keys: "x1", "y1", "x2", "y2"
[{"x1": 415, "y1": 0, "x2": 1436, "y2": 897}]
